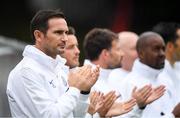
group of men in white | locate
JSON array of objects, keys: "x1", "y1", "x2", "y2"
[{"x1": 6, "y1": 9, "x2": 180, "y2": 117}]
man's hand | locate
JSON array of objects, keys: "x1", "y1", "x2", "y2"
[
  {"x1": 97, "y1": 91, "x2": 118, "y2": 117},
  {"x1": 132, "y1": 85, "x2": 152, "y2": 108},
  {"x1": 88, "y1": 91, "x2": 104, "y2": 115},
  {"x1": 145, "y1": 85, "x2": 165, "y2": 104},
  {"x1": 132, "y1": 85, "x2": 165, "y2": 109},
  {"x1": 106, "y1": 98, "x2": 136, "y2": 117},
  {"x1": 68, "y1": 65, "x2": 100, "y2": 91}
]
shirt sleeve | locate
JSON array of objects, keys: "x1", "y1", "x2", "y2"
[
  {"x1": 115, "y1": 79, "x2": 143, "y2": 118},
  {"x1": 73, "y1": 93, "x2": 89, "y2": 117}
]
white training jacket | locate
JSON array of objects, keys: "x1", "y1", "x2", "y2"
[
  {"x1": 6, "y1": 45, "x2": 89, "y2": 118},
  {"x1": 84, "y1": 59, "x2": 113, "y2": 94},
  {"x1": 174, "y1": 61, "x2": 180, "y2": 102},
  {"x1": 121, "y1": 59, "x2": 175, "y2": 118},
  {"x1": 107, "y1": 68, "x2": 129, "y2": 95},
  {"x1": 158, "y1": 60, "x2": 180, "y2": 108},
  {"x1": 83, "y1": 59, "x2": 142, "y2": 118}
]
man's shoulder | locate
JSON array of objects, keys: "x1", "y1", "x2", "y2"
[
  {"x1": 123, "y1": 71, "x2": 142, "y2": 86},
  {"x1": 9, "y1": 57, "x2": 45, "y2": 78}
]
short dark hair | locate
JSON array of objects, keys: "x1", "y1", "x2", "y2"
[
  {"x1": 30, "y1": 9, "x2": 65, "y2": 41},
  {"x1": 83, "y1": 28, "x2": 118, "y2": 61},
  {"x1": 68, "y1": 26, "x2": 76, "y2": 35},
  {"x1": 152, "y1": 22, "x2": 180, "y2": 44}
]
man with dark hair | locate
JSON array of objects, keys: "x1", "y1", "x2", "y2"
[
  {"x1": 84, "y1": 28, "x2": 122, "y2": 69},
  {"x1": 6, "y1": 9, "x2": 100, "y2": 117},
  {"x1": 61, "y1": 26, "x2": 80, "y2": 69},
  {"x1": 83, "y1": 28, "x2": 138, "y2": 117},
  {"x1": 153, "y1": 22, "x2": 180, "y2": 117},
  {"x1": 152, "y1": 22, "x2": 180, "y2": 44},
  {"x1": 68, "y1": 26, "x2": 76, "y2": 35},
  {"x1": 83, "y1": 28, "x2": 123, "y2": 93}
]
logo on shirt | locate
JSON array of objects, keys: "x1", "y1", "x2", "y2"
[
  {"x1": 61, "y1": 76, "x2": 67, "y2": 87},
  {"x1": 49, "y1": 80, "x2": 56, "y2": 88}
]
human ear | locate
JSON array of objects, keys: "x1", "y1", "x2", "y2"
[
  {"x1": 138, "y1": 50, "x2": 144, "y2": 60},
  {"x1": 166, "y1": 42, "x2": 174, "y2": 53},
  {"x1": 34, "y1": 30, "x2": 44, "y2": 43}
]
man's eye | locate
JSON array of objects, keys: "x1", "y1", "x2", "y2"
[
  {"x1": 54, "y1": 31, "x2": 64, "y2": 34},
  {"x1": 65, "y1": 31, "x2": 69, "y2": 34}
]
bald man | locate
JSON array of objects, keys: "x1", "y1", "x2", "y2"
[
  {"x1": 108, "y1": 31, "x2": 138, "y2": 91},
  {"x1": 120, "y1": 31, "x2": 180, "y2": 118}
]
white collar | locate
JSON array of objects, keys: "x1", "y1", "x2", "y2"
[
  {"x1": 175, "y1": 61, "x2": 180, "y2": 70},
  {"x1": 84, "y1": 59, "x2": 112, "y2": 80},
  {"x1": 132, "y1": 59, "x2": 163, "y2": 79},
  {"x1": 23, "y1": 45, "x2": 66, "y2": 71},
  {"x1": 164, "y1": 60, "x2": 177, "y2": 79}
]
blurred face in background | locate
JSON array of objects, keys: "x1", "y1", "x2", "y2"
[
  {"x1": 61, "y1": 34, "x2": 80, "y2": 68},
  {"x1": 173, "y1": 29, "x2": 180, "y2": 62},
  {"x1": 118, "y1": 32, "x2": 139, "y2": 71},
  {"x1": 106, "y1": 40, "x2": 124, "y2": 69}
]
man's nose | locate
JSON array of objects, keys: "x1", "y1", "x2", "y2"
[
  {"x1": 160, "y1": 49, "x2": 165, "y2": 56},
  {"x1": 61, "y1": 33, "x2": 68, "y2": 42},
  {"x1": 75, "y1": 46, "x2": 80, "y2": 54}
]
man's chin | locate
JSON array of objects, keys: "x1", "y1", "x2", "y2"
[
  {"x1": 58, "y1": 49, "x2": 65, "y2": 54},
  {"x1": 156, "y1": 63, "x2": 165, "y2": 69}
]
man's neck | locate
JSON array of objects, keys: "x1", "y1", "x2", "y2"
[
  {"x1": 91, "y1": 59, "x2": 108, "y2": 69},
  {"x1": 122, "y1": 65, "x2": 132, "y2": 72},
  {"x1": 166, "y1": 53, "x2": 175, "y2": 66}
]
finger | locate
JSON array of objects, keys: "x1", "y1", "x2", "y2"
[
  {"x1": 99, "y1": 92, "x2": 104, "y2": 99},
  {"x1": 139, "y1": 84, "x2": 152, "y2": 93},
  {"x1": 125, "y1": 98, "x2": 136, "y2": 105},
  {"x1": 90, "y1": 92, "x2": 95, "y2": 102},
  {"x1": 153, "y1": 86, "x2": 166, "y2": 97},
  {"x1": 116, "y1": 94, "x2": 121, "y2": 99},
  {"x1": 104, "y1": 93, "x2": 117, "y2": 108},
  {"x1": 124, "y1": 103, "x2": 135, "y2": 112},
  {"x1": 132, "y1": 86, "x2": 137, "y2": 94},
  {"x1": 155, "y1": 87, "x2": 166, "y2": 94},
  {"x1": 124, "y1": 99, "x2": 136, "y2": 110},
  {"x1": 93, "y1": 70, "x2": 100, "y2": 81},
  {"x1": 154, "y1": 85, "x2": 165, "y2": 92},
  {"x1": 92, "y1": 66, "x2": 100, "y2": 79},
  {"x1": 141, "y1": 86, "x2": 153, "y2": 100},
  {"x1": 152, "y1": 92, "x2": 164, "y2": 101},
  {"x1": 77, "y1": 66, "x2": 84, "y2": 72},
  {"x1": 104, "y1": 96, "x2": 116, "y2": 109},
  {"x1": 79, "y1": 65, "x2": 90, "y2": 75},
  {"x1": 82, "y1": 65, "x2": 92, "y2": 77},
  {"x1": 93, "y1": 65, "x2": 100, "y2": 73},
  {"x1": 104, "y1": 91, "x2": 116, "y2": 102},
  {"x1": 154, "y1": 89, "x2": 165, "y2": 99},
  {"x1": 90, "y1": 72, "x2": 99, "y2": 85},
  {"x1": 140, "y1": 86, "x2": 152, "y2": 99},
  {"x1": 97, "y1": 92, "x2": 103, "y2": 101},
  {"x1": 122, "y1": 107, "x2": 134, "y2": 114},
  {"x1": 91, "y1": 91, "x2": 98, "y2": 103},
  {"x1": 94, "y1": 91, "x2": 101, "y2": 103},
  {"x1": 104, "y1": 92, "x2": 116, "y2": 105}
]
